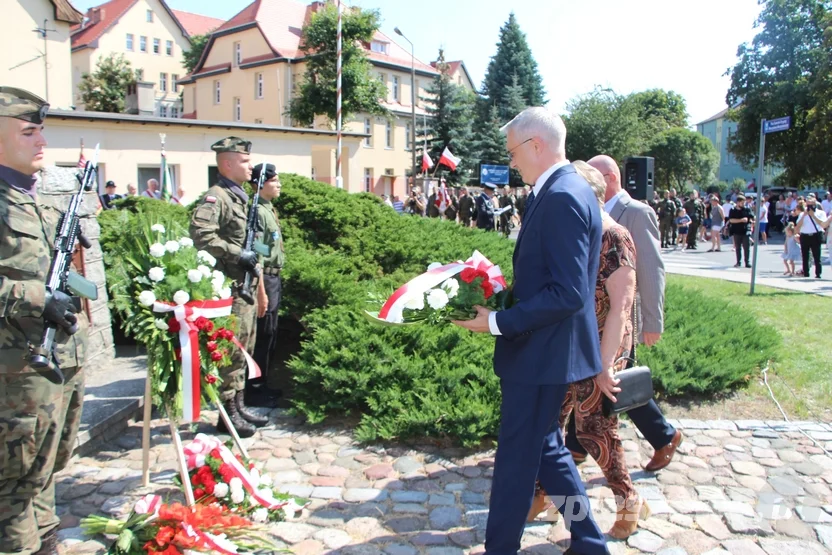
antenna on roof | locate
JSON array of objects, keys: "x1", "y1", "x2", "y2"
[{"x1": 33, "y1": 19, "x2": 57, "y2": 103}]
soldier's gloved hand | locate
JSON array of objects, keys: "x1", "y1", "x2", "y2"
[
  {"x1": 43, "y1": 290, "x2": 79, "y2": 335},
  {"x1": 238, "y1": 250, "x2": 258, "y2": 272}
]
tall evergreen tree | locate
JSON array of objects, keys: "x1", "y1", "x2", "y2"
[
  {"x1": 480, "y1": 13, "x2": 546, "y2": 122},
  {"x1": 418, "y1": 49, "x2": 476, "y2": 184},
  {"x1": 501, "y1": 74, "x2": 528, "y2": 121},
  {"x1": 473, "y1": 105, "x2": 507, "y2": 166}
]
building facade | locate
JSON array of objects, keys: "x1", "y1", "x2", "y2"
[
  {"x1": 2, "y1": 0, "x2": 83, "y2": 109},
  {"x1": 70, "y1": 0, "x2": 223, "y2": 117}
]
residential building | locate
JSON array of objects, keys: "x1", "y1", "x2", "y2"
[
  {"x1": 696, "y1": 107, "x2": 783, "y2": 188},
  {"x1": 2, "y1": 0, "x2": 84, "y2": 108},
  {"x1": 70, "y1": 0, "x2": 223, "y2": 117},
  {"x1": 432, "y1": 59, "x2": 476, "y2": 91},
  {"x1": 179, "y1": 0, "x2": 472, "y2": 196}
]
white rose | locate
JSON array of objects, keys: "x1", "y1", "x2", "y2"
[
  {"x1": 165, "y1": 240, "x2": 180, "y2": 253},
  {"x1": 249, "y1": 467, "x2": 260, "y2": 483},
  {"x1": 197, "y1": 250, "x2": 216, "y2": 267},
  {"x1": 403, "y1": 293, "x2": 425, "y2": 311},
  {"x1": 138, "y1": 290, "x2": 156, "y2": 307},
  {"x1": 179, "y1": 237, "x2": 194, "y2": 248},
  {"x1": 441, "y1": 278, "x2": 460, "y2": 299},
  {"x1": 187, "y1": 269, "x2": 204, "y2": 283},
  {"x1": 154, "y1": 319, "x2": 169, "y2": 331},
  {"x1": 230, "y1": 488, "x2": 245, "y2": 505},
  {"x1": 252, "y1": 508, "x2": 269, "y2": 523},
  {"x1": 426, "y1": 288, "x2": 449, "y2": 310},
  {"x1": 427, "y1": 262, "x2": 443, "y2": 271},
  {"x1": 259, "y1": 474, "x2": 273, "y2": 487},
  {"x1": 211, "y1": 277, "x2": 224, "y2": 293},
  {"x1": 257, "y1": 488, "x2": 275, "y2": 503},
  {"x1": 229, "y1": 477, "x2": 243, "y2": 491},
  {"x1": 149, "y1": 243, "x2": 166, "y2": 258},
  {"x1": 148, "y1": 267, "x2": 165, "y2": 282},
  {"x1": 198, "y1": 265, "x2": 212, "y2": 278},
  {"x1": 212, "y1": 270, "x2": 224, "y2": 281},
  {"x1": 220, "y1": 287, "x2": 232, "y2": 300},
  {"x1": 151, "y1": 224, "x2": 165, "y2": 233},
  {"x1": 173, "y1": 290, "x2": 190, "y2": 305},
  {"x1": 213, "y1": 482, "x2": 229, "y2": 498}
]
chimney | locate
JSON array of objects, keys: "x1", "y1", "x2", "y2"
[{"x1": 90, "y1": 8, "x2": 101, "y2": 25}]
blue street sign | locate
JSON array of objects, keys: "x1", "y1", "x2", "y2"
[
  {"x1": 481, "y1": 164, "x2": 510, "y2": 185},
  {"x1": 763, "y1": 117, "x2": 791, "y2": 134}
]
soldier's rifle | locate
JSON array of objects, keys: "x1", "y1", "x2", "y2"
[
  {"x1": 239, "y1": 163, "x2": 269, "y2": 305},
  {"x1": 29, "y1": 146, "x2": 100, "y2": 383}
]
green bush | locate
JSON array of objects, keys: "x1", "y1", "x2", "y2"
[{"x1": 98, "y1": 176, "x2": 783, "y2": 447}]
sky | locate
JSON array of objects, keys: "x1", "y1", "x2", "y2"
[{"x1": 72, "y1": 0, "x2": 764, "y2": 126}]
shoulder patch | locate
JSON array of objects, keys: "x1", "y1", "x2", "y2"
[{"x1": 205, "y1": 196, "x2": 217, "y2": 203}]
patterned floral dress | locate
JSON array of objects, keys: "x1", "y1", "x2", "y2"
[{"x1": 559, "y1": 223, "x2": 637, "y2": 506}]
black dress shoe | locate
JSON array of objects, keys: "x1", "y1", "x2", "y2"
[{"x1": 236, "y1": 390, "x2": 269, "y2": 426}]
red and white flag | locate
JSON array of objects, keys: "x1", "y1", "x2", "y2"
[
  {"x1": 421, "y1": 151, "x2": 434, "y2": 173},
  {"x1": 438, "y1": 146, "x2": 460, "y2": 171},
  {"x1": 77, "y1": 148, "x2": 86, "y2": 169},
  {"x1": 435, "y1": 180, "x2": 449, "y2": 212}
]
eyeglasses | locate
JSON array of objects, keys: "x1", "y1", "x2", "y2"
[{"x1": 507, "y1": 138, "x2": 533, "y2": 161}]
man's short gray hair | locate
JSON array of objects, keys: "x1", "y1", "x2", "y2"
[
  {"x1": 500, "y1": 107, "x2": 566, "y2": 154},
  {"x1": 572, "y1": 161, "x2": 606, "y2": 208}
]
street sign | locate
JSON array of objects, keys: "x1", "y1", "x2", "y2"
[
  {"x1": 480, "y1": 164, "x2": 510, "y2": 185},
  {"x1": 763, "y1": 117, "x2": 791, "y2": 134}
]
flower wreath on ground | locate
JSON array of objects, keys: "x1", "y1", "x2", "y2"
[
  {"x1": 124, "y1": 222, "x2": 260, "y2": 423},
  {"x1": 365, "y1": 250, "x2": 509, "y2": 326},
  {"x1": 178, "y1": 433, "x2": 309, "y2": 523}
]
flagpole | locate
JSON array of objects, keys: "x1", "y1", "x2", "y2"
[
  {"x1": 335, "y1": 0, "x2": 343, "y2": 189},
  {"x1": 159, "y1": 133, "x2": 167, "y2": 201}
]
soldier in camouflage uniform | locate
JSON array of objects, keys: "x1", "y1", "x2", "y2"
[
  {"x1": 658, "y1": 190, "x2": 676, "y2": 248},
  {"x1": 0, "y1": 87, "x2": 89, "y2": 555},
  {"x1": 669, "y1": 188, "x2": 684, "y2": 245},
  {"x1": 189, "y1": 137, "x2": 266, "y2": 438},
  {"x1": 247, "y1": 163, "x2": 284, "y2": 408}
]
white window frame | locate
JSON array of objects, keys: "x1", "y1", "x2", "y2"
[
  {"x1": 364, "y1": 168, "x2": 372, "y2": 192},
  {"x1": 159, "y1": 72, "x2": 167, "y2": 92},
  {"x1": 363, "y1": 118, "x2": 372, "y2": 147},
  {"x1": 153, "y1": 38, "x2": 160, "y2": 55},
  {"x1": 393, "y1": 76, "x2": 399, "y2": 103},
  {"x1": 172, "y1": 74, "x2": 179, "y2": 93},
  {"x1": 146, "y1": 9, "x2": 153, "y2": 22},
  {"x1": 160, "y1": 105, "x2": 167, "y2": 117},
  {"x1": 256, "y1": 73, "x2": 264, "y2": 99},
  {"x1": 171, "y1": 106, "x2": 179, "y2": 118},
  {"x1": 140, "y1": 36, "x2": 147, "y2": 52},
  {"x1": 214, "y1": 80, "x2": 221, "y2": 104},
  {"x1": 405, "y1": 123, "x2": 412, "y2": 151},
  {"x1": 166, "y1": 40, "x2": 173, "y2": 56},
  {"x1": 234, "y1": 42, "x2": 242, "y2": 66},
  {"x1": 370, "y1": 41, "x2": 388, "y2": 54},
  {"x1": 385, "y1": 120, "x2": 393, "y2": 149},
  {"x1": 126, "y1": 33, "x2": 134, "y2": 51},
  {"x1": 234, "y1": 97, "x2": 241, "y2": 121}
]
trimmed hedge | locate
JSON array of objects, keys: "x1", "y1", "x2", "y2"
[{"x1": 99, "y1": 175, "x2": 782, "y2": 447}]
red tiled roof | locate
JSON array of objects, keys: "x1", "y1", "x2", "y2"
[
  {"x1": 171, "y1": 9, "x2": 224, "y2": 37},
  {"x1": 70, "y1": 0, "x2": 136, "y2": 50}
]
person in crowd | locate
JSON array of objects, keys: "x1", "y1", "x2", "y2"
[
  {"x1": 722, "y1": 198, "x2": 735, "y2": 242},
  {"x1": 683, "y1": 190, "x2": 703, "y2": 249},
  {"x1": 822, "y1": 191, "x2": 832, "y2": 216},
  {"x1": 728, "y1": 194, "x2": 755, "y2": 268},
  {"x1": 391, "y1": 195, "x2": 404, "y2": 214},
  {"x1": 142, "y1": 178, "x2": 161, "y2": 199},
  {"x1": 454, "y1": 107, "x2": 609, "y2": 555},
  {"x1": 675, "y1": 208, "x2": 691, "y2": 248},
  {"x1": 657, "y1": 191, "x2": 675, "y2": 248},
  {"x1": 707, "y1": 195, "x2": 725, "y2": 252},
  {"x1": 668, "y1": 188, "x2": 683, "y2": 245},
  {"x1": 404, "y1": 186, "x2": 426, "y2": 216},
  {"x1": 775, "y1": 194, "x2": 787, "y2": 233},
  {"x1": 101, "y1": 180, "x2": 123, "y2": 209},
  {"x1": 516, "y1": 186, "x2": 529, "y2": 222},
  {"x1": 498, "y1": 185, "x2": 515, "y2": 238},
  {"x1": 757, "y1": 195, "x2": 769, "y2": 245},
  {"x1": 127, "y1": 183, "x2": 137, "y2": 196},
  {"x1": 0, "y1": 86, "x2": 89, "y2": 555},
  {"x1": 781, "y1": 223, "x2": 800, "y2": 276},
  {"x1": 458, "y1": 187, "x2": 475, "y2": 227},
  {"x1": 476, "y1": 183, "x2": 497, "y2": 231},
  {"x1": 796, "y1": 193, "x2": 827, "y2": 278}
]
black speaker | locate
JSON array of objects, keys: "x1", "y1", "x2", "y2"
[{"x1": 623, "y1": 156, "x2": 654, "y2": 201}]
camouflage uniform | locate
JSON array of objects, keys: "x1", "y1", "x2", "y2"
[
  {"x1": 190, "y1": 138, "x2": 257, "y2": 403},
  {"x1": 0, "y1": 88, "x2": 89, "y2": 554},
  {"x1": 658, "y1": 196, "x2": 676, "y2": 248}
]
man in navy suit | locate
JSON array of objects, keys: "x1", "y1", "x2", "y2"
[
  {"x1": 455, "y1": 107, "x2": 609, "y2": 555},
  {"x1": 476, "y1": 182, "x2": 498, "y2": 231}
]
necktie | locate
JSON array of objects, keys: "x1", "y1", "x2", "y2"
[{"x1": 524, "y1": 192, "x2": 535, "y2": 221}]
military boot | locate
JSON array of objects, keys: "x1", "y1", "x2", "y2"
[
  {"x1": 217, "y1": 397, "x2": 256, "y2": 438},
  {"x1": 33, "y1": 529, "x2": 58, "y2": 555},
  {"x1": 236, "y1": 390, "x2": 269, "y2": 426}
]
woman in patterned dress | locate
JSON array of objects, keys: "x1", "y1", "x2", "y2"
[{"x1": 528, "y1": 161, "x2": 649, "y2": 539}]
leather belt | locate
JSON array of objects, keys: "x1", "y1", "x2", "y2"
[{"x1": 262, "y1": 267, "x2": 281, "y2": 276}]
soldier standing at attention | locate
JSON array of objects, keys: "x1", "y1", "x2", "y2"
[
  {"x1": 190, "y1": 136, "x2": 267, "y2": 438},
  {"x1": 247, "y1": 163, "x2": 284, "y2": 408},
  {"x1": 457, "y1": 187, "x2": 475, "y2": 227},
  {"x1": 658, "y1": 190, "x2": 676, "y2": 248},
  {"x1": 669, "y1": 188, "x2": 683, "y2": 246},
  {"x1": 0, "y1": 87, "x2": 89, "y2": 555}
]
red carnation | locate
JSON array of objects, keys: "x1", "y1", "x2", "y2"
[
  {"x1": 219, "y1": 329, "x2": 234, "y2": 340},
  {"x1": 191, "y1": 474, "x2": 201, "y2": 486},
  {"x1": 209, "y1": 331, "x2": 220, "y2": 341},
  {"x1": 205, "y1": 374, "x2": 218, "y2": 384},
  {"x1": 481, "y1": 280, "x2": 494, "y2": 299},
  {"x1": 203, "y1": 320, "x2": 215, "y2": 333},
  {"x1": 206, "y1": 341, "x2": 218, "y2": 352},
  {"x1": 194, "y1": 316, "x2": 210, "y2": 331},
  {"x1": 167, "y1": 318, "x2": 181, "y2": 333},
  {"x1": 459, "y1": 268, "x2": 477, "y2": 283},
  {"x1": 210, "y1": 351, "x2": 223, "y2": 362},
  {"x1": 193, "y1": 488, "x2": 205, "y2": 499},
  {"x1": 210, "y1": 448, "x2": 222, "y2": 459}
]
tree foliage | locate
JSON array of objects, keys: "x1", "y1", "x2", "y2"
[
  {"x1": 726, "y1": 0, "x2": 831, "y2": 186},
  {"x1": 563, "y1": 87, "x2": 645, "y2": 163},
  {"x1": 472, "y1": 105, "x2": 507, "y2": 166},
  {"x1": 628, "y1": 89, "x2": 689, "y2": 133},
  {"x1": 287, "y1": 5, "x2": 388, "y2": 126},
  {"x1": 182, "y1": 34, "x2": 210, "y2": 75},
  {"x1": 77, "y1": 53, "x2": 136, "y2": 112},
  {"x1": 647, "y1": 128, "x2": 719, "y2": 191}
]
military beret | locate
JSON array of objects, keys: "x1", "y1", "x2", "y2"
[
  {"x1": 211, "y1": 136, "x2": 251, "y2": 154},
  {"x1": 482, "y1": 182, "x2": 497, "y2": 190},
  {"x1": 252, "y1": 163, "x2": 277, "y2": 183},
  {"x1": 0, "y1": 87, "x2": 49, "y2": 124}
]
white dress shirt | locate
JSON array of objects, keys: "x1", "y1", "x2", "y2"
[
  {"x1": 488, "y1": 160, "x2": 571, "y2": 336},
  {"x1": 604, "y1": 190, "x2": 627, "y2": 214},
  {"x1": 799, "y1": 207, "x2": 826, "y2": 235},
  {"x1": 822, "y1": 199, "x2": 832, "y2": 214}
]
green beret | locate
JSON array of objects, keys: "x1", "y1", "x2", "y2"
[
  {"x1": 0, "y1": 87, "x2": 49, "y2": 124},
  {"x1": 211, "y1": 136, "x2": 251, "y2": 154}
]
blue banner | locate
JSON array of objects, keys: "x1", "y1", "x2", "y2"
[{"x1": 480, "y1": 164, "x2": 510, "y2": 185}]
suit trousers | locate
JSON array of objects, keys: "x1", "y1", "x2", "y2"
[
  {"x1": 800, "y1": 233, "x2": 823, "y2": 278},
  {"x1": 486, "y1": 381, "x2": 608, "y2": 555}
]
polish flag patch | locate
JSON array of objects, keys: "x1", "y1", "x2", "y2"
[{"x1": 205, "y1": 196, "x2": 217, "y2": 203}]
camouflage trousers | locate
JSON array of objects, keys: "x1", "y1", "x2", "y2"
[
  {"x1": 659, "y1": 220, "x2": 673, "y2": 246},
  {"x1": 220, "y1": 291, "x2": 258, "y2": 402},
  {"x1": 0, "y1": 366, "x2": 85, "y2": 555}
]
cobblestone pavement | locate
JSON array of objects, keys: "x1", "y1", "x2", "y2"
[{"x1": 55, "y1": 411, "x2": 832, "y2": 555}]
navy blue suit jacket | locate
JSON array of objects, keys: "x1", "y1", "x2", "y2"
[
  {"x1": 476, "y1": 193, "x2": 496, "y2": 230},
  {"x1": 494, "y1": 164, "x2": 603, "y2": 385}
]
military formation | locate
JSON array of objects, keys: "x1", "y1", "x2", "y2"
[{"x1": 0, "y1": 86, "x2": 287, "y2": 555}]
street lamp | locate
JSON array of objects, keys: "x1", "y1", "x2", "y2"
[{"x1": 394, "y1": 26, "x2": 417, "y2": 191}]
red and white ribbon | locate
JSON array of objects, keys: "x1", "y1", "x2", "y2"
[
  {"x1": 182, "y1": 524, "x2": 239, "y2": 555},
  {"x1": 153, "y1": 299, "x2": 261, "y2": 423},
  {"x1": 183, "y1": 434, "x2": 287, "y2": 511},
  {"x1": 378, "y1": 250, "x2": 507, "y2": 323}
]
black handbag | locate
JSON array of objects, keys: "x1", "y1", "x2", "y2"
[{"x1": 602, "y1": 363, "x2": 654, "y2": 417}]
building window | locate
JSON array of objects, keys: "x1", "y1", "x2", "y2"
[
  {"x1": 126, "y1": 33, "x2": 134, "y2": 51},
  {"x1": 160, "y1": 105, "x2": 167, "y2": 117},
  {"x1": 171, "y1": 106, "x2": 179, "y2": 118},
  {"x1": 256, "y1": 73, "x2": 264, "y2": 99},
  {"x1": 370, "y1": 40, "x2": 388, "y2": 54},
  {"x1": 140, "y1": 36, "x2": 147, "y2": 52},
  {"x1": 166, "y1": 40, "x2": 173, "y2": 56},
  {"x1": 385, "y1": 120, "x2": 393, "y2": 148},
  {"x1": 364, "y1": 168, "x2": 372, "y2": 192},
  {"x1": 136, "y1": 68, "x2": 144, "y2": 81},
  {"x1": 159, "y1": 73, "x2": 167, "y2": 92},
  {"x1": 311, "y1": 167, "x2": 316, "y2": 181},
  {"x1": 363, "y1": 118, "x2": 372, "y2": 147},
  {"x1": 234, "y1": 97, "x2": 241, "y2": 121},
  {"x1": 234, "y1": 42, "x2": 242, "y2": 66},
  {"x1": 146, "y1": 9, "x2": 153, "y2": 22},
  {"x1": 214, "y1": 80, "x2": 221, "y2": 104},
  {"x1": 405, "y1": 122, "x2": 412, "y2": 151},
  {"x1": 153, "y1": 38, "x2": 160, "y2": 54},
  {"x1": 393, "y1": 76, "x2": 399, "y2": 103},
  {"x1": 172, "y1": 74, "x2": 178, "y2": 92}
]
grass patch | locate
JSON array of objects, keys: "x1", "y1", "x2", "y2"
[{"x1": 661, "y1": 274, "x2": 832, "y2": 421}]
